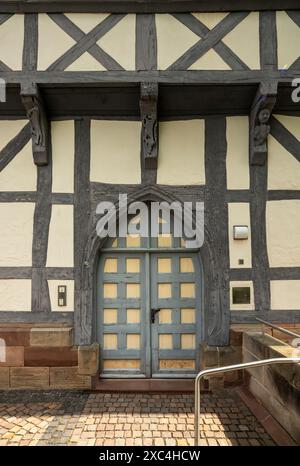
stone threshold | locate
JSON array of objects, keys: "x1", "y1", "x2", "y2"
[{"x1": 92, "y1": 378, "x2": 195, "y2": 392}]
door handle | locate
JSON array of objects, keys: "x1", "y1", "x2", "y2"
[{"x1": 151, "y1": 308, "x2": 160, "y2": 323}]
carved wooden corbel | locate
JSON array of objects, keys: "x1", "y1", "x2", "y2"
[
  {"x1": 20, "y1": 83, "x2": 49, "y2": 166},
  {"x1": 140, "y1": 82, "x2": 158, "y2": 170},
  {"x1": 249, "y1": 81, "x2": 278, "y2": 166}
]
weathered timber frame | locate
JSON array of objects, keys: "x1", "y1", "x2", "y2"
[
  {"x1": 0, "y1": 114, "x2": 300, "y2": 330},
  {"x1": 0, "y1": 6, "x2": 299, "y2": 341}
]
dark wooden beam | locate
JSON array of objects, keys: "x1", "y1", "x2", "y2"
[
  {"x1": 249, "y1": 81, "x2": 278, "y2": 166},
  {"x1": 259, "y1": 11, "x2": 277, "y2": 70},
  {"x1": 2, "y1": 70, "x2": 300, "y2": 86},
  {"x1": 31, "y1": 128, "x2": 52, "y2": 313},
  {"x1": 45, "y1": 267, "x2": 74, "y2": 279},
  {"x1": 0, "y1": 192, "x2": 74, "y2": 203},
  {"x1": 135, "y1": 14, "x2": 157, "y2": 71},
  {"x1": 269, "y1": 268, "x2": 300, "y2": 280},
  {"x1": 230, "y1": 267, "x2": 300, "y2": 281},
  {"x1": 0, "y1": 1, "x2": 299, "y2": 13},
  {"x1": 20, "y1": 83, "x2": 49, "y2": 166},
  {"x1": 204, "y1": 117, "x2": 230, "y2": 345},
  {"x1": 0, "y1": 267, "x2": 32, "y2": 279},
  {"x1": 2, "y1": 82, "x2": 299, "y2": 120},
  {"x1": 74, "y1": 118, "x2": 91, "y2": 345},
  {"x1": 22, "y1": 13, "x2": 38, "y2": 71},
  {"x1": 268, "y1": 190, "x2": 300, "y2": 200},
  {"x1": 0, "y1": 312, "x2": 73, "y2": 323},
  {"x1": 0, "y1": 191, "x2": 37, "y2": 202},
  {"x1": 140, "y1": 82, "x2": 158, "y2": 183},
  {"x1": 249, "y1": 140, "x2": 270, "y2": 316},
  {"x1": 0, "y1": 267, "x2": 74, "y2": 279},
  {"x1": 230, "y1": 310, "x2": 300, "y2": 324}
]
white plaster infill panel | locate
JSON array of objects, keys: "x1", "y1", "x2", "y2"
[
  {"x1": 157, "y1": 120, "x2": 205, "y2": 185},
  {"x1": 46, "y1": 205, "x2": 74, "y2": 267},
  {"x1": 51, "y1": 121, "x2": 75, "y2": 193},
  {"x1": 90, "y1": 120, "x2": 141, "y2": 184},
  {"x1": 270, "y1": 280, "x2": 300, "y2": 310},
  {"x1": 0, "y1": 279, "x2": 31, "y2": 312},
  {"x1": 0, "y1": 203, "x2": 34, "y2": 267},
  {"x1": 266, "y1": 200, "x2": 300, "y2": 267},
  {"x1": 226, "y1": 116, "x2": 250, "y2": 190}
]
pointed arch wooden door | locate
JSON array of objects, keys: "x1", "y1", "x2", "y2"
[{"x1": 97, "y1": 230, "x2": 202, "y2": 378}]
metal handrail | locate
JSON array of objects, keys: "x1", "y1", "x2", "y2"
[
  {"x1": 256, "y1": 317, "x2": 300, "y2": 339},
  {"x1": 194, "y1": 357, "x2": 300, "y2": 446}
]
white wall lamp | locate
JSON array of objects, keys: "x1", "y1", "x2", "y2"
[{"x1": 233, "y1": 225, "x2": 249, "y2": 240}]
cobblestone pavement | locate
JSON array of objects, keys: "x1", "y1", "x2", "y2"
[{"x1": 0, "y1": 390, "x2": 276, "y2": 446}]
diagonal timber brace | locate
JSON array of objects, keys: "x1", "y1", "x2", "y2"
[
  {"x1": 249, "y1": 81, "x2": 278, "y2": 166},
  {"x1": 140, "y1": 82, "x2": 158, "y2": 170},
  {"x1": 20, "y1": 83, "x2": 49, "y2": 166}
]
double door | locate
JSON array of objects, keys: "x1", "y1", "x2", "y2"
[{"x1": 98, "y1": 251, "x2": 201, "y2": 378}]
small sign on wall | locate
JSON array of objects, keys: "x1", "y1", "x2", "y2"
[{"x1": 58, "y1": 285, "x2": 67, "y2": 307}]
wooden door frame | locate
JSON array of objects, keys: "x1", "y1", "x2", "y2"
[{"x1": 74, "y1": 185, "x2": 230, "y2": 347}]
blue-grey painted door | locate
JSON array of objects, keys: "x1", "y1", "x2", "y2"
[
  {"x1": 98, "y1": 251, "x2": 201, "y2": 378},
  {"x1": 150, "y1": 253, "x2": 201, "y2": 378},
  {"x1": 98, "y1": 253, "x2": 149, "y2": 378}
]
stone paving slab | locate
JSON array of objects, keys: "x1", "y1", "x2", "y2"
[{"x1": 0, "y1": 390, "x2": 276, "y2": 446}]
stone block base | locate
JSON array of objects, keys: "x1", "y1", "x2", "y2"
[
  {"x1": 199, "y1": 328, "x2": 243, "y2": 390},
  {"x1": 10, "y1": 367, "x2": 49, "y2": 389},
  {"x1": 50, "y1": 367, "x2": 91, "y2": 389},
  {"x1": 0, "y1": 324, "x2": 99, "y2": 390},
  {"x1": 243, "y1": 331, "x2": 300, "y2": 444}
]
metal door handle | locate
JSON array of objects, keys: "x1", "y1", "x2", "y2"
[{"x1": 151, "y1": 308, "x2": 160, "y2": 323}]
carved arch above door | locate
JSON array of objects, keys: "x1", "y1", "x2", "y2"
[{"x1": 74, "y1": 184, "x2": 229, "y2": 347}]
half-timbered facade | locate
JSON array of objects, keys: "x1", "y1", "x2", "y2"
[{"x1": 0, "y1": 1, "x2": 299, "y2": 389}]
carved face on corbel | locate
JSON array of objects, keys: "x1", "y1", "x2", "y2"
[{"x1": 258, "y1": 108, "x2": 271, "y2": 124}]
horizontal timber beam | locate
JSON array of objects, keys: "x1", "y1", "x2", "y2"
[
  {"x1": 0, "y1": 192, "x2": 74, "y2": 203},
  {"x1": 0, "y1": 311, "x2": 73, "y2": 323},
  {"x1": 230, "y1": 311, "x2": 300, "y2": 324},
  {"x1": 1, "y1": 71, "x2": 300, "y2": 86},
  {"x1": 0, "y1": 267, "x2": 74, "y2": 279},
  {"x1": 230, "y1": 267, "x2": 300, "y2": 281},
  {"x1": 0, "y1": 1, "x2": 299, "y2": 13}
]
